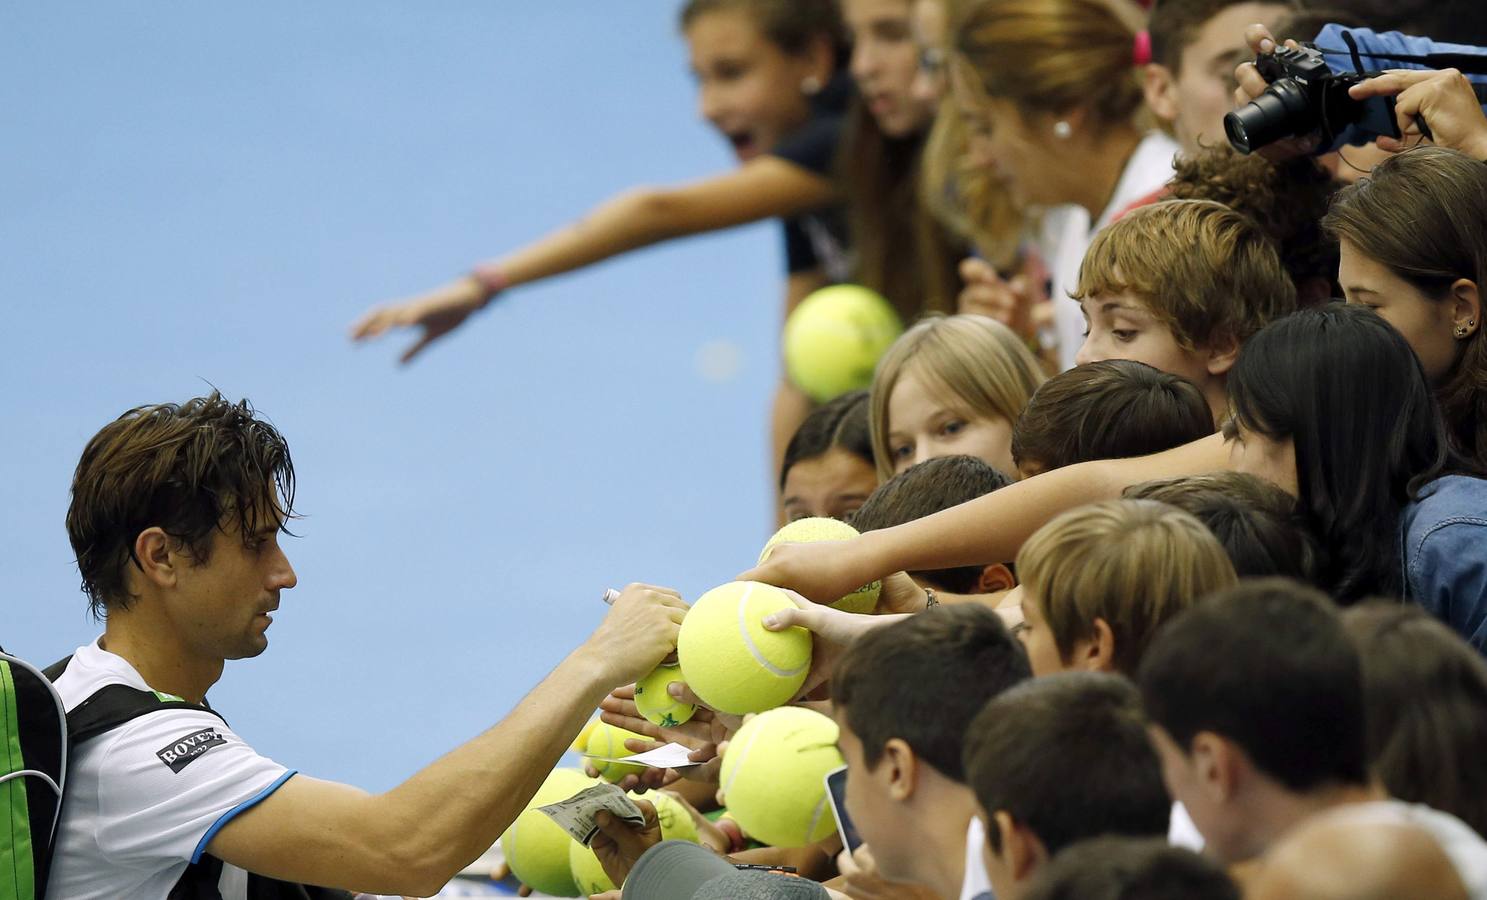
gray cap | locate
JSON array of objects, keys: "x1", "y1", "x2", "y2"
[{"x1": 622, "y1": 840, "x2": 830, "y2": 900}]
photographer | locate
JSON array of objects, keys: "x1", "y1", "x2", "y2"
[{"x1": 1232, "y1": 23, "x2": 1487, "y2": 165}]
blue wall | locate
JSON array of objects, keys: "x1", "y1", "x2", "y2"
[{"x1": 3, "y1": 2, "x2": 782, "y2": 790}]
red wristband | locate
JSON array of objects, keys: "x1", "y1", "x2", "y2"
[{"x1": 470, "y1": 263, "x2": 509, "y2": 301}]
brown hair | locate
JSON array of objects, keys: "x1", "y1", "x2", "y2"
[
  {"x1": 850, "y1": 455, "x2": 1013, "y2": 592},
  {"x1": 679, "y1": 0, "x2": 848, "y2": 58},
  {"x1": 838, "y1": 103, "x2": 964, "y2": 320},
  {"x1": 1123, "y1": 471, "x2": 1323, "y2": 583},
  {"x1": 1323, "y1": 146, "x2": 1487, "y2": 468},
  {"x1": 1342, "y1": 602, "x2": 1487, "y2": 838},
  {"x1": 951, "y1": 0, "x2": 1149, "y2": 129},
  {"x1": 869, "y1": 314, "x2": 1046, "y2": 480},
  {"x1": 918, "y1": 98, "x2": 1024, "y2": 270},
  {"x1": 1167, "y1": 148, "x2": 1343, "y2": 304},
  {"x1": 1074, "y1": 198, "x2": 1297, "y2": 350},
  {"x1": 1149, "y1": 0, "x2": 1295, "y2": 71},
  {"x1": 67, "y1": 392, "x2": 297, "y2": 619},
  {"x1": 1011, "y1": 359, "x2": 1213, "y2": 475},
  {"x1": 1016, "y1": 499, "x2": 1237, "y2": 676},
  {"x1": 963, "y1": 673, "x2": 1171, "y2": 854}
]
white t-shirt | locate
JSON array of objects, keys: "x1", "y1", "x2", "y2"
[
  {"x1": 49, "y1": 638, "x2": 296, "y2": 900},
  {"x1": 1331, "y1": 801, "x2": 1487, "y2": 900},
  {"x1": 960, "y1": 815, "x2": 994, "y2": 900},
  {"x1": 1042, "y1": 131, "x2": 1181, "y2": 371},
  {"x1": 1168, "y1": 801, "x2": 1204, "y2": 851}
]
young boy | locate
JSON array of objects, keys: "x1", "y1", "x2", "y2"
[
  {"x1": 1073, "y1": 198, "x2": 1296, "y2": 423},
  {"x1": 850, "y1": 454, "x2": 1014, "y2": 595},
  {"x1": 1143, "y1": 0, "x2": 1295, "y2": 157},
  {"x1": 833, "y1": 604, "x2": 1031, "y2": 900},
  {"x1": 1010, "y1": 360, "x2": 1213, "y2": 478},
  {"x1": 1137, "y1": 578, "x2": 1487, "y2": 890},
  {"x1": 1013, "y1": 499, "x2": 1236, "y2": 677},
  {"x1": 962, "y1": 673, "x2": 1172, "y2": 900},
  {"x1": 1124, "y1": 471, "x2": 1323, "y2": 582}
]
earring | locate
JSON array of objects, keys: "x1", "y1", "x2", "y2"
[
  {"x1": 800, "y1": 75, "x2": 822, "y2": 96},
  {"x1": 1052, "y1": 120, "x2": 1073, "y2": 139},
  {"x1": 1457, "y1": 323, "x2": 1472, "y2": 338}
]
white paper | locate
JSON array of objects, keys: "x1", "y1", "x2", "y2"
[{"x1": 581, "y1": 741, "x2": 701, "y2": 770}]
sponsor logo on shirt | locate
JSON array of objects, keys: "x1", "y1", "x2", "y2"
[{"x1": 155, "y1": 727, "x2": 228, "y2": 773}]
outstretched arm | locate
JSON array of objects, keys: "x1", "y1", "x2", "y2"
[
  {"x1": 351, "y1": 157, "x2": 838, "y2": 363},
  {"x1": 206, "y1": 585, "x2": 688, "y2": 897},
  {"x1": 742, "y1": 434, "x2": 1231, "y2": 604}
]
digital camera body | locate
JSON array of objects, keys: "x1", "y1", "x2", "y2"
[{"x1": 1224, "y1": 43, "x2": 1398, "y2": 154}]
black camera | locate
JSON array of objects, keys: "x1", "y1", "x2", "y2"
[{"x1": 1224, "y1": 42, "x2": 1398, "y2": 154}]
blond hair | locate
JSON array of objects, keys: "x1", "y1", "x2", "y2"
[
  {"x1": 951, "y1": 0, "x2": 1148, "y2": 128},
  {"x1": 1073, "y1": 199, "x2": 1297, "y2": 350},
  {"x1": 918, "y1": 95, "x2": 1025, "y2": 270},
  {"x1": 1016, "y1": 499, "x2": 1237, "y2": 676},
  {"x1": 869, "y1": 314, "x2": 1046, "y2": 479}
]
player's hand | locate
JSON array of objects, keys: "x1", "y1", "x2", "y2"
[
  {"x1": 349, "y1": 276, "x2": 491, "y2": 363},
  {"x1": 1231, "y1": 24, "x2": 1321, "y2": 161},
  {"x1": 739, "y1": 540, "x2": 884, "y2": 609},
  {"x1": 583, "y1": 585, "x2": 688, "y2": 687},
  {"x1": 957, "y1": 257, "x2": 1045, "y2": 343},
  {"x1": 762, "y1": 591, "x2": 899, "y2": 696},
  {"x1": 1350, "y1": 68, "x2": 1487, "y2": 160},
  {"x1": 591, "y1": 803, "x2": 663, "y2": 889}
]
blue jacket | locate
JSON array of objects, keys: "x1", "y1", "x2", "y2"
[
  {"x1": 1402, "y1": 475, "x2": 1487, "y2": 653},
  {"x1": 1314, "y1": 25, "x2": 1487, "y2": 149}
]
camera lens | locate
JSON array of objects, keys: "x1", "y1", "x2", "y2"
[{"x1": 1224, "y1": 78, "x2": 1313, "y2": 154}]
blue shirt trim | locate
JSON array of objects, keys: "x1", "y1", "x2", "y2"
[{"x1": 191, "y1": 769, "x2": 298, "y2": 863}]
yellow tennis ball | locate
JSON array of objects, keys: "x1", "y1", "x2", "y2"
[
  {"x1": 759, "y1": 517, "x2": 881, "y2": 614},
  {"x1": 584, "y1": 722, "x2": 650, "y2": 783},
  {"x1": 783, "y1": 284, "x2": 904, "y2": 403},
  {"x1": 719, "y1": 707, "x2": 844, "y2": 848},
  {"x1": 568, "y1": 791, "x2": 701, "y2": 895},
  {"x1": 634, "y1": 663, "x2": 696, "y2": 728},
  {"x1": 499, "y1": 768, "x2": 594, "y2": 897},
  {"x1": 570, "y1": 717, "x2": 601, "y2": 753},
  {"x1": 677, "y1": 581, "x2": 812, "y2": 715}
]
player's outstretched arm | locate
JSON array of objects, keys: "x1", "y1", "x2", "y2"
[
  {"x1": 741, "y1": 434, "x2": 1231, "y2": 604},
  {"x1": 207, "y1": 584, "x2": 687, "y2": 897},
  {"x1": 350, "y1": 157, "x2": 837, "y2": 363}
]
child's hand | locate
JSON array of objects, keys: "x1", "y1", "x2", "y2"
[
  {"x1": 762, "y1": 591, "x2": 901, "y2": 696},
  {"x1": 739, "y1": 539, "x2": 884, "y2": 610}
]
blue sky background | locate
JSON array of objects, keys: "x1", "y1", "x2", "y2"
[{"x1": 3, "y1": 2, "x2": 785, "y2": 791}]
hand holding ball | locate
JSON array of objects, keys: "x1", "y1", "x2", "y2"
[
  {"x1": 676, "y1": 581, "x2": 812, "y2": 716},
  {"x1": 633, "y1": 663, "x2": 696, "y2": 728},
  {"x1": 759, "y1": 517, "x2": 880, "y2": 614}
]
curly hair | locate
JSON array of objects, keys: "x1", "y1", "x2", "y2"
[{"x1": 1167, "y1": 147, "x2": 1343, "y2": 304}]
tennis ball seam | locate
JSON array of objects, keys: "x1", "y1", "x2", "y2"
[
  {"x1": 721, "y1": 715, "x2": 764, "y2": 800},
  {"x1": 738, "y1": 583, "x2": 807, "y2": 678}
]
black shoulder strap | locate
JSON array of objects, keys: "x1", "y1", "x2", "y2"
[
  {"x1": 66, "y1": 684, "x2": 228, "y2": 745},
  {"x1": 45, "y1": 654, "x2": 228, "y2": 746}
]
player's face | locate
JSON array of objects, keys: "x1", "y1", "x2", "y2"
[
  {"x1": 169, "y1": 504, "x2": 297, "y2": 662},
  {"x1": 845, "y1": 0, "x2": 938, "y2": 138},
  {"x1": 687, "y1": 9, "x2": 822, "y2": 162}
]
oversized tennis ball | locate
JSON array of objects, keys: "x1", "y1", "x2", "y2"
[
  {"x1": 677, "y1": 581, "x2": 812, "y2": 715},
  {"x1": 499, "y1": 768, "x2": 594, "y2": 897},
  {"x1": 759, "y1": 517, "x2": 881, "y2": 614},
  {"x1": 570, "y1": 717, "x2": 601, "y2": 752},
  {"x1": 719, "y1": 706, "x2": 844, "y2": 848},
  {"x1": 584, "y1": 721, "x2": 650, "y2": 783},
  {"x1": 568, "y1": 790, "x2": 701, "y2": 894},
  {"x1": 783, "y1": 284, "x2": 904, "y2": 403},
  {"x1": 634, "y1": 663, "x2": 696, "y2": 728}
]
